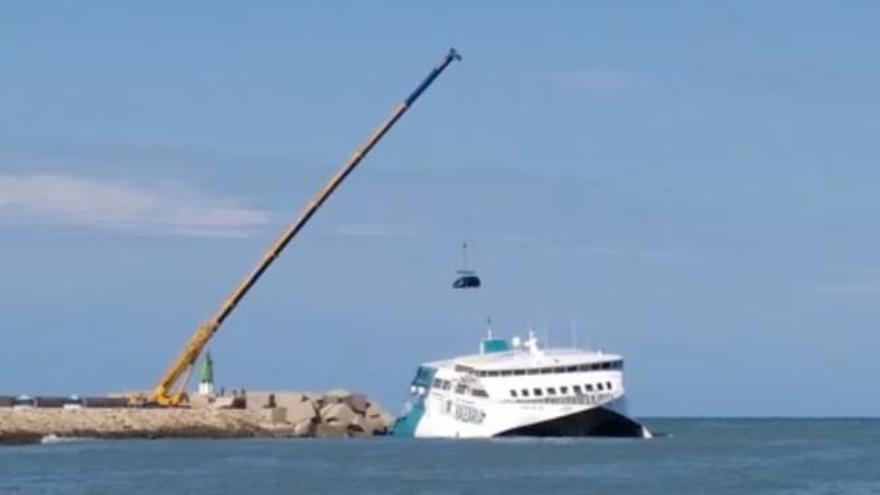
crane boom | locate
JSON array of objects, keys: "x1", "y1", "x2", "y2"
[{"x1": 145, "y1": 48, "x2": 461, "y2": 406}]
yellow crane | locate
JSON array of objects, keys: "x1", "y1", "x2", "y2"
[{"x1": 136, "y1": 48, "x2": 461, "y2": 407}]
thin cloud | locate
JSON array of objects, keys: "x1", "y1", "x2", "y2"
[
  {"x1": 335, "y1": 223, "x2": 418, "y2": 239},
  {"x1": 0, "y1": 174, "x2": 271, "y2": 237}
]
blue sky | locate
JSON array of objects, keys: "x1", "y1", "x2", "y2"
[{"x1": 1, "y1": 1, "x2": 878, "y2": 416}]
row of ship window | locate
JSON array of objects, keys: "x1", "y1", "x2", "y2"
[
  {"x1": 510, "y1": 381, "x2": 614, "y2": 399},
  {"x1": 432, "y1": 378, "x2": 489, "y2": 398},
  {"x1": 454, "y1": 360, "x2": 623, "y2": 377},
  {"x1": 429, "y1": 377, "x2": 615, "y2": 400}
]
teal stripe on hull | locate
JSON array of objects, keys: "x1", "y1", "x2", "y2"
[
  {"x1": 392, "y1": 366, "x2": 436, "y2": 437},
  {"x1": 391, "y1": 401, "x2": 425, "y2": 437}
]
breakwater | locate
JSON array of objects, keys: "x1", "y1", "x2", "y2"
[{"x1": 0, "y1": 390, "x2": 395, "y2": 445}]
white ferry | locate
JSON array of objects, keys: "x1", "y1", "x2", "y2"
[{"x1": 392, "y1": 330, "x2": 651, "y2": 438}]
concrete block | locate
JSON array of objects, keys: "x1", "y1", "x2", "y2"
[
  {"x1": 245, "y1": 392, "x2": 274, "y2": 410},
  {"x1": 380, "y1": 412, "x2": 396, "y2": 431},
  {"x1": 320, "y1": 403, "x2": 356, "y2": 426},
  {"x1": 314, "y1": 423, "x2": 348, "y2": 438},
  {"x1": 365, "y1": 403, "x2": 385, "y2": 419},
  {"x1": 322, "y1": 389, "x2": 351, "y2": 404},
  {"x1": 343, "y1": 394, "x2": 369, "y2": 414},
  {"x1": 262, "y1": 407, "x2": 287, "y2": 424},
  {"x1": 363, "y1": 403, "x2": 395, "y2": 434},
  {"x1": 274, "y1": 393, "x2": 308, "y2": 410},
  {"x1": 285, "y1": 399, "x2": 317, "y2": 425},
  {"x1": 188, "y1": 395, "x2": 212, "y2": 409},
  {"x1": 293, "y1": 420, "x2": 314, "y2": 437},
  {"x1": 363, "y1": 412, "x2": 388, "y2": 434},
  {"x1": 211, "y1": 396, "x2": 244, "y2": 409}
]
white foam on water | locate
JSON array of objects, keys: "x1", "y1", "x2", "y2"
[{"x1": 40, "y1": 434, "x2": 92, "y2": 444}]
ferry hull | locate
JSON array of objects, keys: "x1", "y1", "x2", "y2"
[
  {"x1": 496, "y1": 405, "x2": 648, "y2": 438},
  {"x1": 395, "y1": 397, "x2": 651, "y2": 439}
]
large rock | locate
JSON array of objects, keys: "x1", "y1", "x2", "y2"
[
  {"x1": 346, "y1": 414, "x2": 373, "y2": 437},
  {"x1": 314, "y1": 423, "x2": 348, "y2": 438},
  {"x1": 363, "y1": 403, "x2": 395, "y2": 434},
  {"x1": 320, "y1": 403, "x2": 356, "y2": 426},
  {"x1": 274, "y1": 393, "x2": 308, "y2": 410},
  {"x1": 379, "y1": 412, "x2": 396, "y2": 431},
  {"x1": 262, "y1": 407, "x2": 287, "y2": 424},
  {"x1": 188, "y1": 395, "x2": 212, "y2": 409},
  {"x1": 211, "y1": 396, "x2": 244, "y2": 409},
  {"x1": 320, "y1": 389, "x2": 351, "y2": 405},
  {"x1": 292, "y1": 420, "x2": 314, "y2": 437},
  {"x1": 285, "y1": 398, "x2": 317, "y2": 426},
  {"x1": 343, "y1": 394, "x2": 369, "y2": 414},
  {"x1": 245, "y1": 392, "x2": 274, "y2": 410}
]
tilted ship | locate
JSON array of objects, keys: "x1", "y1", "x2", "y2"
[{"x1": 394, "y1": 330, "x2": 651, "y2": 439}]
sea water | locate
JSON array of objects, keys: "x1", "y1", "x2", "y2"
[{"x1": 1, "y1": 418, "x2": 878, "y2": 494}]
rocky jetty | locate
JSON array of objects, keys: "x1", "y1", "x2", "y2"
[{"x1": 0, "y1": 391, "x2": 396, "y2": 445}]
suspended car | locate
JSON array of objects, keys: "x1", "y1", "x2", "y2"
[
  {"x1": 453, "y1": 270, "x2": 481, "y2": 289},
  {"x1": 452, "y1": 242, "x2": 481, "y2": 289}
]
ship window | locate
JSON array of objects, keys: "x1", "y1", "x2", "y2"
[
  {"x1": 578, "y1": 364, "x2": 590, "y2": 371},
  {"x1": 606, "y1": 382, "x2": 613, "y2": 390},
  {"x1": 527, "y1": 368, "x2": 539, "y2": 375},
  {"x1": 478, "y1": 371, "x2": 487, "y2": 377},
  {"x1": 597, "y1": 383, "x2": 604, "y2": 391},
  {"x1": 455, "y1": 384, "x2": 468, "y2": 394},
  {"x1": 521, "y1": 389, "x2": 530, "y2": 397},
  {"x1": 488, "y1": 371, "x2": 500, "y2": 377},
  {"x1": 510, "y1": 390, "x2": 518, "y2": 398},
  {"x1": 602, "y1": 362, "x2": 611, "y2": 370},
  {"x1": 591, "y1": 363, "x2": 601, "y2": 370},
  {"x1": 501, "y1": 370, "x2": 512, "y2": 376},
  {"x1": 566, "y1": 366, "x2": 577, "y2": 372},
  {"x1": 553, "y1": 367, "x2": 565, "y2": 373},
  {"x1": 586, "y1": 384, "x2": 594, "y2": 392},
  {"x1": 560, "y1": 386, "x2": 568, "y2": 394},
  {"x1": 442, "y1": 381, "x2": 451, "y2": 391},
  {"x1": 547, "y1": 387, "x2": 557, "y2": 396},
  {"x1": 514, "y1": 369, "x2": 526, "y2": 376},
  {"x1": 472, "y1": 389, "x2": 488, "y2": 398},
  {"x1": 433, "y1": 378, "x2": 442, "y2": 388},
  {"x1": 533, "y1": 388, "x2": 543, "y2": 396},
  {"x1": 573, "y1": 385, "x2": 583, "y2": 395},
  {"x1": 540, "y1": 368, "x2": 552, "y2": 374}
]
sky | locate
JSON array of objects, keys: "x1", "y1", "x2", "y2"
[{"x1": 1, "y1": 1, "x2": 878, "y2": 417}]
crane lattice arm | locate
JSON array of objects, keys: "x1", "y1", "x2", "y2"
[{"x1": 141, "y1": 48, "x2": 461, "y2": 406}]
